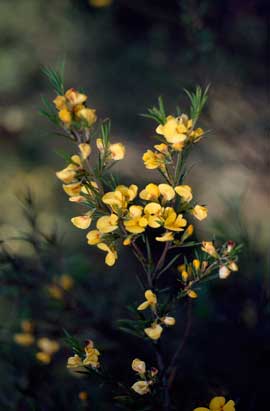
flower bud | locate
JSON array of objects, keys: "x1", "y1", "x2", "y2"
[
  {"x1": 132, "y1": 358, "x2": 146, "y2": 374},
  {"x1": 219, "y1": 265, "x2": 231, "y2": 279},
  {"x1": 162, "y1": 316, "x2": 176, "y2": 326}
]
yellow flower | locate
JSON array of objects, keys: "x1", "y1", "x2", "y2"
[
  {"x1": 181, "y1": 224, "x2": 194, "y2": 241},
  {"x1": 97, "y1": 242, "x2": 117, "y2": 266},
  {"x1": 193, "y1": 259, "x2": 200, "y2": 271},
  {"x1": 132, "y1": 358, "x2": 146, "y2": 374},
  {"x1": 76, "y1": 108, "x2": 97, "y2": 126},
  {"x1": 89, "y1": 0, "x2": 113, "y2": 8},
  {"x1": 14, "y1": 333, "x2": 35, "y2": 346},
  {"x1": 64, "y1": 88, "x2": 87, "y2": 106},
  {"x1": 83, "y1": 347, "x2": 100, "y2": 368},
  {"x1": 190, "y1": 127, "x2": 204, "y2": 143},
  {"x1": 156, "y1": 115, "x2": 189, "y2": 144},
  {"x1": 86, "y1": 230, "x2": 102, "y2": 245},
  {"x1": 59, "y1": 274, "x2": 74, "y2": 290},
  {"x1": 79, "y1": 143, "x2": 92, "y2": 159},
  {"x1": 158, "y1": 184, "x2": 175, "y2": 202},
  {"x1": 201, "y1": 241, "x2": 218, "y2": 258},
  {"x1": 155, "y1": 231, "x2": 174, "y2": 242},
  {"x1": 59, "y1": 108, "x2": 72, "y2": 124},
  {"x1": 124, "y1": 205, "x2": 148, "y2": 234},
  {"x1": 142, "y1": 150, "x2": 165, "y2": 169},
  {"x1": 162, "y1": 316, "x2": 176, "y2": 326},
  {"x1": 69, "y1": 195, "x2": 85, "y2": 203},
  {"x1": 193, "y1": 396, "x2": 235, "y2": 411},
  {"x1": 47, "y1": 284, "x2": 63, "y2": 300},
  {"x1": 144, "y1": 202, "x2": 163, "y2": 228},
  {"x1": 53, "y1": 95, "x2": 66, "y2": 110},
  {"x1": 78, "y1": 391, "x2": 88, "y2": 401},
  {"x1": 154, "y1": 143, "x2": 169, "y2": 153},
  {"x1": 137, "y1": 289, "x2": 157, "y2": 311},
  {"x1": 144, "y1": 323, "x2": 163, "y2": 340},
  {"x1": 187, "y1": 290, "x2": 198, "y2": 299},
  {"x1": 37, "y1": 338, "x2": 60, "y2": 355},
  {"x1": 164, "y1": 208, "x2": 187, "y2": 232},
  {"x1": 96, "y1": 214, "x2": 118, "y2": 233},
  {"x1": 56, "y1": 165, "x2": 77, "y2": 184},
  {"x1": 102, "y1": 185, "x2": 137, "y2": 211},
  {"x1": 228, "y1": 261, "x2": 238, "y2": 271},
  {"x1": 109, "y1": 143, "x2": 126, "y2": 160},
  {"x1": 181, "y1": 270, "x2": 189, "y2": 282},
  {"x1": 131, "y1": 380, "x2": 150, "y2": 395},
  {"x1": 63, "y1": 182, "x2": 82, "y2": 196},
  {"x1": 67, "y1": 354, "x2": 83, "y2": 368},
  {"x1": 36, "y1": 352, "x2": 51, "y2": 364},
  {"x1": 139, "y1": 183, "x2": 160, "y2": 201},
  {"x1": 116, "y1": 184, "x2": 138, "y2": 202},
  {"x1": 192, "y1": 205, "x2": 208, "y2": 221},
  {"x1": 96, "y1": 138, "x2": 105, "y2": 153},
  {"x1": 219, "y1": 265, "x2": 231, "y2": 279},
  {"x1": 71, "y1": 215, "x2": 92, "y2": 229},
  {"x1": 175, "y1": 185, "x2": 193, "y2": 202}
]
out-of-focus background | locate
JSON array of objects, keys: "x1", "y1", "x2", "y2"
[{"x1": 0, "y1": 1, "x2": 269, "y2": 410}]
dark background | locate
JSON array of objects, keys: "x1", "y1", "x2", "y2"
[{"x1": 0, "y1": 1, "x2": 269, "y2": 410}]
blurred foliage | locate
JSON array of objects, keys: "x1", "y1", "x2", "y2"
[{"x1": 0, "y1": 0, "x2": 269, "y2": 410}]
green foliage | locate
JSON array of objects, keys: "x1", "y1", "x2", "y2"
[{"x1": 184, "y1": 85, "x2": 210, "y2": 124}]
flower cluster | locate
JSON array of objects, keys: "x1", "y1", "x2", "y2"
[
  {"x1": 67, "y1": 340, "x2": 100, "y2": 369},
  {"x1": 14, "y1": 320, "x2": 60, "y2": 364},
  {"x1": 131, "y1": 358, "x2": 158, "y2": 395},
  {"x1": 137, "y1": 290, "x2": 175, "y2": 340},
  {"x1": 194, "y1": 396, "x2": 235, "y2": 411}
]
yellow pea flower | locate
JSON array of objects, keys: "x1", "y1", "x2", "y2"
[
  {"x1": 56, "y1": 165, "x2": 77, "y2": 184},
  {"x1": 192, "y1": 205, "x2": 208, "y2": 221},
  {"x1": 59, "y1": 108, "x2": 72, "y2": 124},
  {"x1": 193, "y1": 396, "x2": 235, "y2": 411},
  {"x1": 164, "y1": 208, "x2": 187, "y2": 232},
  {"x1": 64, "y1": 88, "x2": 87, "y2": 106},
  {"x1": 109, "y1": 143, "x2": 126, "y2": 160},
  {"x1": 102, "y1": 190, "x2": 124, "y2": 211},
  {"x1": 175, "y1": 185, "x2": 193, "y2": 202},
  {"x1": 132, "y1": 358, "x2": 146, "y2": 374},
  {"x1": 155, "y1": 231, "x2": 174, "y2": 242},
  {"x1": 53, "y1": 95, "x2": 66, "y2": 110},
  {"x1": 219, "y1": 265, "x2": 231, "y2": 279},
  {"x1": 142, "y1": 150, "x2": 165, "y2": 169},
  {"x1": 97, "y1": 242, "x2": 117, "y2": 266},
  {"x1": 187, "y1": 290, "x2": 198, "y2": 299},
  {"x1": 193, "y1": 259, "x2": 200, "y2": 271},
  {"x1": 69, "y1": 195, "x2": 85, "y2": 203},
  {"x1": 116, "y1": 184, "x2": 138, "y2": 202},
  {"x1": 156, "y1": 115, "x2": 188, "y2": 144},
  {"x1": 131, "y1": 380, "x2": 150, "y2": 395},
  {"x1": 181, "y1": 224, "x2": 194, "y2": 241},
  {"x1": 47, "y1": 284, "x2": 63, "y2": 300},
  {"x1": 36, "y1": 352, "x2": 51, "y2": 364},
  {"x1": 37, "y1": 338, "x2": 60, "y2": 355},
  {"x1": 181, "y1": 270, "x2": 189, "y2": 282},
  {"x1": 78, "y1": 143, "x2": 91, "y2": 159},
  {"x1": 172, "y1": 141, "x2": 185, "y2": 151},
  {"x1": 14, "y1": 333, "x2": 35, "y2": 346},
  {"x1": 83, "y1": 347, "x2": 100, "y2": 368},
  {"x1": 86, "y1": 230, "x2": 102, "y2": 245},
  {"x1": 59, "y1": 274, "x2": 74, "y2": 290},
  {"x1": 78, "y1": 391, "x2": 88, "y2": 401},
  {"x1": 96, "y1": 214, "x2": 118, "y2": 233},
  {"x1": 228, "y1": 261, "x2": 238, "y2": 271},
  {"x1": 158, "y1": 184, "x2": 175, "y2": 202},
  {"x1": 144, "y1": 323, "x2": 163, "y2": 340},
  {"x1": 144, "y1": 202, "x2": 163, "y2": 228},
  {"x1": 162, "y1": 316, "x2": 176, "y2": 326},
  {"x1": 154, "y1": 143, "x2": 169, "y2": 153},
  {"x1": 67, "y1": 354, "x2": 83, "y2": 368},
  {"x1": 124, "y1": 205, "x2": 148, "y2": 234},
  {"x1": 139, "y1": 183, "x2": 160, "y2": 201},
  {"x1": 63, "y1": 182, "x2": 82, "y2": 196},
  {"x1": 76, "y1": 108, "x2": 97, "y2": 126},
  {"x1": 190, "y1": 127, "x2": 204, "y2": 143},
  {"x1": 137, "y1": 289, "x2": 157, "y2": 311},
  {"x1": 201, "y1": 241, "x2": 218, "y2": 258},
  {"x1": 71, "y1": 215, "x2": 92, "y2": 229}
]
